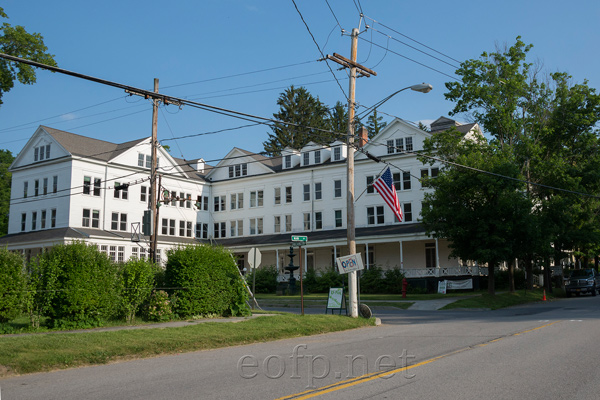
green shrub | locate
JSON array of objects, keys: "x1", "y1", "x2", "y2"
[
  {"x1": 37, "y1": 242, "x2": 121, "y2": 328},
  {"x1": 143, "y1": 290, "x2": 173, "y2": 322},
  {"x1": 247, "y1": 265, "x2": 278, "y2": 294},
  {"x1": 165, "y1": 245, "x2": 250, "y2": 317},
  {"x1": 302, "y1": 268, "x2": 318, "y2": 293},
  {"x1": 316, "y1": 268, "x2": 345, "y2": 292},
  {"x1": 359, "y1": 266, "x2": 385, "y2": 294},
  {"x1": 495, "y1": 269, "x2": 526, "y2": 290},
  {"x1": 383, "y1": 268, "x2": 406, "y2": 294},
  {"x1": 119, "y1": 258, "x2": 157, "y2": 323},
  {"x1": 0, "y1": 249, "x2": 27, "y2": 323}
]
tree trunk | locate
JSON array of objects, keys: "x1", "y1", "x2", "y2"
[
  {"x1": 525, "y1": 254, "x2": 534, "y2": 290},
  {"x1": 508, "y1": 259, "x2": 516, "y2": 293},
  {"x1": 488, "y1": 262, "x2": 495, "y2": 295},
  {"x1": 544, "y1": 256, "x2": 553, "y2": 294}
]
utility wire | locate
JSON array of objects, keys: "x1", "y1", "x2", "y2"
[
  {"x1": 369, "y1": 26, "x2": 460, "y2": 69},
  {"x1": 357, "y1": 36, "x2": 459, "y2": 81},
  {"x1": 0, "y1": 96, "x2": 128, "y2": 134},
  {"x1": 161, "y1": 60, "x2": 318, "y2": 89},
  {"x1": 364, "y1": 15, "x2": 462, "y2": 65},
  {"x1": 290, "y1": 0, "x2": 349, "y2": 101}
]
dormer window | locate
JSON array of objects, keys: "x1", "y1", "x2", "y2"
[
  {"x1": 333, "y1": 147, "x2": 341, "y2": 161},
  {"x1": 284, "y1": 155, "x2": 292, "y2": 169},
  {"x1": 303, "y1": 152, "x2": 310, "y2": 166},
  {"x1": 314, "y1": 150, "x2": 321, "y2": 164},
  {"x1": 34, "y1": 144, "x2": 51, "y2": 162},
  {"x1": 228, "y1": 163, "x2": 248, "y2": 178}
]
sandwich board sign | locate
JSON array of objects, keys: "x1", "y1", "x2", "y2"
[
  {"x1": 335, "y1": 253, "x2": 365, "y2": 274},
  {"x1": 326, "y1": 287, "x2": 347, "y2": 315}
]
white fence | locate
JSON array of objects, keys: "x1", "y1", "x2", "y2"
[{"x1": 402, "y1": 266, "x2": 488, "y2": 278}]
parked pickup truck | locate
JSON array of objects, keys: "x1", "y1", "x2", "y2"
[{"x1": 565, "y1": 269, "x2": 600, "y2": 297}]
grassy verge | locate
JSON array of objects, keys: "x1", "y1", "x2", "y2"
[
  {"x1": 0, "y1": 314, "x2": 374, "y2": 377},
  {"x1": 256, "y1": 292, "x2": 472, "y2": 302},
  {"x1": 441, "y1": 289, "x2": 560, "y2": 310}
]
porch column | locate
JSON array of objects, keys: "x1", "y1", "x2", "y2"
[
  {"x1": 399, "y1": 240, "x2": 404, "y2": 270},
  {"x1": 333, "y1": 245, "x2": 337, "y2": 265},
  {"x1": 435, "y1": 238, "x2": 440, "y2": 269},
  {"x1": 365, "y1": 242, "x2": 370, "y2": 269}
]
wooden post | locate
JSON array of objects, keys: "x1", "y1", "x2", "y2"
[
  {"x1": 150, "y1": 79, "x2": 159, "y2": 263},
  {"x1": 347, "y1": 28, "x2": 359, "y2": 318}
]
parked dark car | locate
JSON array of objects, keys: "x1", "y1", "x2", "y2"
[{"x1": 565, "y1": 269, "x2": 600, "y2": 297}]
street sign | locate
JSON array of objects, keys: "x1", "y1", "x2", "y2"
[
  {"x1": 247, "y1": 248, "x2": 262, "y2": 269},
  {"x1": 291, "y1": 235, "x2": 308, "y2": 243},
  {"x1": 335, "y1": 253, "x2": 365, "y2": 274}
]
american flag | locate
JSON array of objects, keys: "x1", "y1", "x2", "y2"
[{"x1": 372, "y1": 167, "x2": 403, "y2": 222}]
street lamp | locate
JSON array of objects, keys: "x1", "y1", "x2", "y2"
[
  {"x1": 356, "y1": 83, "x2": 433, "y2": 121},
  {"x1": 346, "y1": 78, "x2": 433, "y2": 318}
]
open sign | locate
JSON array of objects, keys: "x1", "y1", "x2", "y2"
[{"x1": 335, "y1": 253, "x2": 365, "y2": 274}]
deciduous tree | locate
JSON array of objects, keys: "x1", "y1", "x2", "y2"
[{"x1": 0, "y1": 7, "x2": 57, "y2": 106}]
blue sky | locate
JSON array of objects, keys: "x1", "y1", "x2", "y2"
[{"x1": 1, "y1": 0, "x2": 598, "y2": 164}]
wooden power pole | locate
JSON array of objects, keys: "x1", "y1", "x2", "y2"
[
  {"x1": 327, "y1": 28, "x2": 376, "y2": 318},
  {"x1": 150, "y1": 78, "x2": 159, "y2": 263}
]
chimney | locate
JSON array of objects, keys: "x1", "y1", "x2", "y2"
[
  {"x1": 358, "y1": 126, "x2": 369, "y2": 147},
  {"x1": 196, "y1": 159, "x2": 205, "y2": 173}
]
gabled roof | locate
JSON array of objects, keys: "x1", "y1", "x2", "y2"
[
  {"x1": 42, "y1": 126, "x2": 146, "y2": 162},
  {"x1": 429, "y1": 117, "x2": 479, "y2": 136}
]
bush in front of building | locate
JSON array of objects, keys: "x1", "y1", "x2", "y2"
[
  {"x1": 118, "y1": 258, "x2": 158, "y2": 323},
  {"x1": 383, "y1": 268, "x2": 406, "y2": 294},
  {"x1": 165, "y1": 245, "x2": 250, "y2": 317},
  {"x1": 359, "y1": 265, "x2": 385, "y2": 294},
  {"x1": 36, "y1": 242, "x2": 121, "y2": 328},
  {"x1": 0, "y1": 248, "x2": 28, "y2": 323},
  {"x1": 246, "y1": 265, "x2": 278, "y2": 294},
  {"x1": 302, "y1": 268, "x2": 345, "y2": 293}
]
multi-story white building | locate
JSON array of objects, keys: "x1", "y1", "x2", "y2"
[{"x1": 0, "y1": 117, "x2": 482, "y2": 279}]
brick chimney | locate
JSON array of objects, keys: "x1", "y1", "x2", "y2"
[{"x1": 358, "y1": 126, "x2": 369, "y2": 147}]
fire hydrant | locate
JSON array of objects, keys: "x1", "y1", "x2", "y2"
[{"x1": 402, "y1": 278, "x2": 408, "y2": 298}]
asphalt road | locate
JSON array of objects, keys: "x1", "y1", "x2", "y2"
[{"x1": 2, "y1": 296, "x2": 600, "y2": 400}]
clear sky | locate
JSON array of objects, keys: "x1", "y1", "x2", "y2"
[{"x1": 1, "y1": 0, "x2": 598, "y2": 164}]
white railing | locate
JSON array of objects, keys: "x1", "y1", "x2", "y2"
[{"x1": 402, "y1": 266, "x2": 488, "y2": 278}]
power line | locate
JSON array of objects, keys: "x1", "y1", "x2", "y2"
[
  {"x1": 325, "y1": 0, "x2": 344, "y2": 32},
  {"x1": 161, "y1": 60, "x2": 319, "y2": 90},
  {"x1": 290, "y1": 0, "x2": 349, "y2": 101},
  {"x1": 0, "y1": 96, "x2": 129, "y2": 134},
  {"x1": 364, "y1": 15, "x2": 462, "y2": 65},
  {"x1": 357, "y1": 36, "x2": 459, "y2": 81},
  {"x1": 369, "y1": 26, "x2": 460, "y2": 69}
]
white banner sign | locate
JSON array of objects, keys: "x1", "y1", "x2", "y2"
[
  {"x1": 447, "y1": 279, "x2": 473, "y2": 290},
  {"x1": 335, "y1": 253, "x2": 365, "y2": 274}
]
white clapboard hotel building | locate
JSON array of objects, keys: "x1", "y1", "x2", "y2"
[{"x1": 1, "y1": 117, "x2": 482, "y2": 280}]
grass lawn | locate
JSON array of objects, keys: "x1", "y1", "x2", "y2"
[
  {"x1": 0, "y1": 314, "x2": 374, "y2": 377},
  {"x1": 441, "y1": 289, "x2": 561, "y2": 310}
]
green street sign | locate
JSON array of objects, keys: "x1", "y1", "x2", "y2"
[{"x1": 291, "y1": 235, "x2": 307, "y2": 243}]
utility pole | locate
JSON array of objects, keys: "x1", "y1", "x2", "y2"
[
  {"x1": 326, "y1": 28, "x2": 376, "y2": 318},
  {"x1": 150, "y1": 78, "x2": 159, "y2": 263},
  {"x1": 346, "y1": 28, "x2": 359, "y2": 318}
]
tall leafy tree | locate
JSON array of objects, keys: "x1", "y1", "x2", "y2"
[
  {"x1": 327, "y1": 100, "x2": 347, "y2": 138},
  {"x1": 0, "y1": 149, "x2": 14, "y2": 236},
  {"x1": 0, "y1": 7, "x2": 57, "y2": 106},
  {"x1": 442, "y1": 37, "x2": 600, "y2": 292},
  {"x1": 365, "y1": 109, "x2": 387, "y2": 138},
  {"x1": 420, "y1": 130, "x2": 532, "y2": 295},
  {"x1": 263, "y1": 86, "x2": 331, "y2": 156}
]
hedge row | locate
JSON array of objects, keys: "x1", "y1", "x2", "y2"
[
  {"x1": 249, "y1": 265, "x2": 408, "y2": 294},
  {"x1": 0, "y1": 243, "x2": 250, "y2": 330}
]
